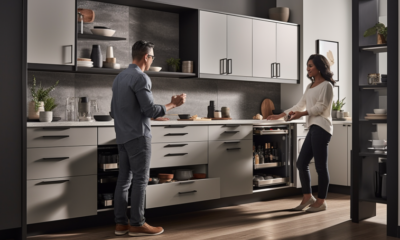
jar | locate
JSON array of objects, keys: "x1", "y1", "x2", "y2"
[
  {"x1": 214, "y1": 110, "x2": 222, "y2": 118},
  {"x1": 368, "y1": 73, "x2": 381, "y2": 85},
  {"x1": 221, "y1": 107, "x2": 230, "y2": 118}
]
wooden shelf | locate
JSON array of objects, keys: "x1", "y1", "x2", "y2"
[
  {"x1": 359, "y1": 44, "x2": 387, "y2": 53},
  {"x1": 359, "y1": 152, "x2": 387, "y2": 157},
  {"x1": 359, "y1": 119, "x2": 387, "y2": 123},
  {"x1": 76, "y1": 67, "x2": 196, "y2": 78},
  {"x1": 78, "y1": 34, "x2": 127, "y2": 41},
  {"x1": 359, "y1": 85, "x2": 387, "y2": 90},
  {"x1": 360, "y1": 197, "x2": 387, "y2": 204}
]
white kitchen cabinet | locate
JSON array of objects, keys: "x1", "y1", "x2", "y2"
[
  {"x1": 276, "y1": 24, "x2": 298, "y2": 80},
  {"x1": 328, "y1": 125, "x2": 349, "y2": 186},
  {"x1": 296, "y1": 135, "x2": 318, "y2": 188},
  {"x1": 253, "y1": 20, "x2": 277, "y2": 78},
  {"x1": 27, "y1": 0, "x2": 75, "y2": 65}
]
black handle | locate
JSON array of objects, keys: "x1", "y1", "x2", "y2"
[
  {"x1": 164, "y1": 133, "x2": 188, "y2": 136},
  {"x1": 227, "y1": 148, "x2": 241, "y2": 151},
  {"x1": 276, "y1": 63, "x2": 281, "y2": 77},
  {"x1": 179, "y1": 190, "x2": 197, "y2": 194},
  {"x1": 224, "y1": 141, "x2": 240, "y2": 144},
  {"x1": 65, "y1": 45, "x2": 73, "y2": 64},
  {"x1": 165, "y1": 153, "x2": 188, "y2": 157},
  {"x1": 271, "y1": 63, "x2": 275, "y2": 78},
  {"x1": 37, "y1": 180, "x2": 69, "y2": 185},
  {"x1": 42, "y1": 127, "x2": 70, "y2": 130},
  {"x1": 42, "y1": 157, "x2": 70, "y2": 161},
  {"x1": 227, "y1": 59, "x2": 232, "y2": 74},
  {"x1": 224, "y1": 131, "x2": 239, "y2": 134},
  {"x1": 164, "y1": 126, "x2": 186, "y2": 128},
  {"x1": 224, "y1": 124, "x2": 239, "y2": 127},
  {"x1": 343, "y1": 125, "x2": 346, "y2": 127},
  {"x1": 164, "y1": 144, "x2": 188, "y2": 148},
  {"x1": 348, "y1": 125, "x2": 351, "y2": 127},
  {"x1": 220, "y1": 58, "x2": 227, "y2": 74},
  {"x1": 179, "y1": 181, "x2": 195, "y2": 184},
  {"x1": 42, "y1": 135, "x2": 70, "y2": 138}
]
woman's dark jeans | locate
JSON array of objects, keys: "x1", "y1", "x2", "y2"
[{"x1": 296, "y1": 125, "x2": 332, "y2": 199}]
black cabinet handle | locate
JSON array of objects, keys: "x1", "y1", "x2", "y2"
[
  {"x1": 37, "y1": 180, "x2": 69, "y2": 185},
  {"x1": 276, "y1": 63, "x2": 281, "y2": 77},
  {"x1": 179, "y1": 190, "x2": 197, "y2": 194},
  {"x1": 179, "y1": 181, "x2": 195, "y2": 184},
  {"x1": 42, "y1": 127, "x2": 70, "y2": 130},
  {"x1": 227, "y1": 148, "x2": 241, "y2": 151},
  {"x1": 42, "y1": 135, "x2": 70, "y2": 138},
  {"x1": 164, "y1": 133, "x2": 188, "y2": 136},
  {"x1": 164, "y1": 126, "x2": 186, "y2": 128},
  {"x1": 271, "y1": 63, "x2": 275, "y2": 78},
  {"x1": 224, "y1": 131, "x2": 239, "y2": 134},
  {"x1": 224, "y1": 141, "x2": 240, "y2": 144},
  {"x1": 227, "y1": 59, "x2": 232, "y2": 74},
  {"x1": 220, "y1": 58, "x2": 227, "y2": 74},
  {"x1": 348, "y1": 125, "x2": 351, "y2": 127},
  {"x1": 343, "y1": 125, "x2": 346, "y2": 127},
  {"x1": 164, "y1": 144, "x2": 188, "y2": 148},
  {"x1": 165, "y1": 153, "x2": 188, "y2": 157},
  {"x1": 41, "y1": 157, "x2": 70, "y2": 161},
  {"x1": 224, "y1": 124, "x2": 240, "y2": 127}
]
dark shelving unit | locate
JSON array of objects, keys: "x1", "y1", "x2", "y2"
[
  {"x1": 359, "y1": 43, "x2": 387, "y2": 53},
  {"x1": 359, "y1": 119, "x2": 387, "y2": 123},
  {"x1": 76, "y1": 67, "x2": 196, "y2": 78},
  {"x1": 77, "y1": 33, "x2": 127, "y2": 41},
  {"x1": 359, "y1": 152, "x2": 387, "y2": 158},
  {"x1": 360, "y1": 198, "x2": 387, "y2": 204},
  {"x1": 359, "y1": 85, "x2": 387, "y2": 90}
]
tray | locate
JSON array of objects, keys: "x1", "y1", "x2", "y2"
[
  {"x1": 254, "y1": 162, "x2": 281, "y2": 169},
  {"x1": 177, "y1": 118, "x2": 212, "y2": 121},
  {"x1": 254, "y1": 177, "x2": 288, "y2": 187}
]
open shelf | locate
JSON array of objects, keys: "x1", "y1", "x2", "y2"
[
  {"x1": 359, "y1": 152, "x2": 387, "y2": 157},
  {"x1": 359, "y1": 44, "x2": 387, "y2": 53},
  {"x1": 76, "y1": 67, "x2": 196, "y2": 78},
  {"x1": 78, "y1": 33, "x2": 127, "y2": 41},
  {"x1": 360, "y1": 197, "x2": 387, "y2": 204},
  {"x1": 359, "y1": 85, "x2": 387, "y2": 90}
]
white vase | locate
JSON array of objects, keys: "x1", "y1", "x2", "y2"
[
  {"x1": 39, "y1": 111, "x2": 53, "y2": 122},
  {"x1": 337, "y1": 110, "x2": 344, "y2": 119},
  {"x1": 28, "y1": 101, "x2": 44, "y2": 119}
]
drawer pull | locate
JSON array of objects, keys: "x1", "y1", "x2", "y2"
[
  {"x1": 165, "y1": 153, "x2": 188, "y2": 157},
  {"x1": 42, "y1": 135, "x2": 70, "y2": 138},
  {"x1": 164, "y1": 144, "x2": 188, "y2": 148},
  {"x1": 179, "y1": 181, "x2": 195, "y2": 184},
  {"x1": 41, "y1": 157, "x2": 70, "y2": 161},
  {"x1": 42, "y1": 127, "x2": 70, "y2": 130},
  {"x1": 179, "y1": 190, "x2": 197, "y2": 195},
  {"x1": 37, "y1": 180, "x2": 69, "y2": 185},
  {"x1": 224, "y1": 141, "x2": 240, "y2": 144},
  {"x1": 227, "y1": 148, "x2": 241, "y2": 151},
  {"x1": 165, "y1": 125, "x2": 186, "y2": 128},
  {"x1": 224, "y1": 124, "x2": 240, "y2": 127},
  {"x1": 165, "y1": 133, "x2": 188, "y2": 136},
  {"x1": 224, "y1": 131, "x2": 239, "y2": 134}
]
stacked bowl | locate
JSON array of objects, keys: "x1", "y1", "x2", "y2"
[{"x1": 77, "y1": 58, "x2": 93, "y2": 68}]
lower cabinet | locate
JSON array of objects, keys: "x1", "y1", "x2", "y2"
[
  {"x1": 27, "y1": 175, "x2": 97, "y2": 224},
  {"x1": 328, "y1": 125, "x2": 349, "y2": 186},
  {"x1": 146, "y1": 178, "x2": 220, "y2": 209},
  {"x1": 208, "y1": 140, "x2": 253, "y2": 198}
]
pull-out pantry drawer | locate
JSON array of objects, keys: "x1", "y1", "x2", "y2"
[
  {"x1": 146, "y1": 178, "x2": 220, "y2": 209},
  {"x1": 27, "y1": 127, "x2": 97, "y2": 148},
  {"x1": 150, "y1": 142, "x2": 208, "y2": 168},
  {"x1": 208, "y1": 125, "x2": 252, "y2": 141},
  {"x1": 98, "y1": 127, "x2": 117, "y2": 145},
  {"x1": 27, "y1": 146, "x2": 97, "y2": 180},
  {"x1": 27, "y1": 175, "x2": 97, "y2": 224},
  {"x1": 151, "y1": 126, "x2": 208, "y2": 143}
]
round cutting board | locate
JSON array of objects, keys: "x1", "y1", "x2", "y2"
[{"x1": 261, "y1": 99, "x2": 275, "y2": 119}]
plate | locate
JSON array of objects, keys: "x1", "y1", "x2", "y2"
[{"x1": 365, "y1": 116, "x2": 387, "y2": 120}]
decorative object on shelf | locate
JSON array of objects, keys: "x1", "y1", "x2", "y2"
[
  {"x1": 368, "y1": 73, "x2": 384, "y2": 85},
  {"x1": 182, "y1": 61, "x2": 194, "y2": 73},
  {"x1": 39, "y1": 97, "x2": 57, "y2": 122},
  {"x1": 29, "y1": 76, "x2": 59, "y2": 119},
  {"x1": 90, "y1": 45, "x2": 102, "y2": 68},
  {"x1": 166, "y1": 57, "x2": 180, "y2": 72},
  {"x1": 214, "y1": 110, "x2": 222, "y2": 118},
  {"x1": 207, "y1": 100, "x2": 215, "y2": 118},
  {"x1": 261, "y1": 98, "x2": 275, "y2": 119},
  {"x1": 316, "y1": 39, "x2": 339, "y2": 81},
  {"x1": 102, "y1": 46, "x2": 121, "y2": 69},
  {"x1": 332, "y1": 97, "x2": 345, "y2": 119},
  {"x1": 106, "y1": 46, "x2": 114, "y2": 58},
  {"x1": 66, "y1": 97, "x2": 77, "y2": 121},
  {"x1": 77, "y1": 59, "x2": 93, "y2": 68},
  {"x1": 76, "y1": 9, "x2": 95, "y2": 23},
  {"x1": 221, "y1": 107, "x2": 230, "y2": 118},
  {"x1": 103, "y1": 62, "x2": 120, "y2": 69},
  {"x1": 374, "y1": 109, "x2": 387, "y2": 114},
  {"x1": 148, "y1": 66, "x2": 162, "y2": 72},
  {"x1": 363, "y1": 22, "x2": 387, "y2": 44},
  {"x1": 337, "y1": 110, "x2": 345, "y2": 119},
  {"x1": 268, "y1": 7, "x2": 290, "y2": 22},
  {"x1": 90, "y1": 28, "x2": 116, "y2": 37}
]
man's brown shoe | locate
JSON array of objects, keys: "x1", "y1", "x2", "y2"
[
  {"x1": 115, "y1": 224, "x2": 129, "y2": 236},
  {"x1": 129, "y1": 222, "x2": 164, "y2": 237}
]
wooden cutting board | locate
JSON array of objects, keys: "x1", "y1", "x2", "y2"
[
  {"x1": 261, "y1": 99, "x2": 275, "y2": 119},
  {"x1": 77, "y1": 9, "x2": 95, "y2": 23},
  {"x1": 177, "y1": 119, "x2": 212, "y2": 121}
]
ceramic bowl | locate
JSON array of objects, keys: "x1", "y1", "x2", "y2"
[
  {"x1": 91, "y1": 29, "x2": 116, "y2": 37},
  {"x1": 94, "y1": 115, "x2": 112, "y2": 121},
  {"x1": 178, "y1": 114, "x2": 191, "y2": 119},
  {"x1": 148, "y1": 66, "x2": 162, "y2": 72},
  {"x1": 175, "y1": 169, "x2": 193, "y2": 181},
  {"x1": 370, "y1": 140, "x2": 387, "y2": 146},
  {"x1": 374, "y1": 109, "x2": 387, "y2": 114},
  {"x1": 193, "y1": 173, "x2": 207, "y2": 179}
]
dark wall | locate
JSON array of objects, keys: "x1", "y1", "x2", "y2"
[{"x1": 0, "y1": 0, "x2": 25, "y2": 234}]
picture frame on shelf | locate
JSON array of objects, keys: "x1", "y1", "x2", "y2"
[{"x1": 316, "y1": 39, "x2": 339, "y2": 82}]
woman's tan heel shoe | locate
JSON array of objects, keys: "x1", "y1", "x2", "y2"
[
  {"x1": 292, "y1": 196, "x2": 316, "y2": 211},
  {"x1": 305, "y1": 201, "x2": 327, "y2": 213}
]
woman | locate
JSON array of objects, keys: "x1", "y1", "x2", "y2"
[{"x1": 267, "y1": 54, "x2": 334, "y2": 212}]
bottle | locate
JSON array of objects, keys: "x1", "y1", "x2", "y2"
[
  {"x1": 254, "y1": 150, "x2": 259, "y2": 165},
  {"x1": 253, "y1": 144, "x2": 256, "y2": 164},
  {"x1": 274, "y1": 145, "x2": 279, "y2": 163},
  {"x1": 207, "y1": 101, "x2": 215, "y2": 118},
  {"x1": 258, "y1": 146, "x2": 264, "y2": 164},
  {"x1": 270, "y1": 145, "x2": 275, "y2": 162},
  {"x1": 264, "y1": 143, "x2": 270, "y2": 162}
]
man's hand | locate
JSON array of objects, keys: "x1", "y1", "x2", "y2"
[
  {"x1": 152, "y1": 117, "x2": 170, "y2": 121},
  {"x1": 166, "y1": 93, "x2": 186, "y2": 111},
  {"x1": 288, "y1": 111, "x2": 307, "y2": 120}
]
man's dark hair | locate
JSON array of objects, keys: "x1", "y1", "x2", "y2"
[{"x1": 131, "y1": 40, "x2": 155, "y2": 61}]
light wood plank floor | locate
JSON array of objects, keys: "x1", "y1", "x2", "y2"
[{"x1": 29, "y1": 193, "x2": 396, "y2": 240}]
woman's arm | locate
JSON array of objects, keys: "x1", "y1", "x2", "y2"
[{"x1": 308, "y1": 84, "x2": 334, "y2": 116}]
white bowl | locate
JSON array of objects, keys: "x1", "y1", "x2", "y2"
[
  {"x1": 148, "y1": 66, "x2": 162, "y2": 72},
  {"x1": 90, "y1": 29, "x2": 116, "y2": 37},
  {"x1": 374, "y1": 109, "x2": 387, "y2": 114},
  {"x1": 370, "y1": 139, "x2": 387, "y2": 146}
]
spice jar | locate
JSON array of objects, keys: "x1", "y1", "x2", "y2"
[
  {"x1": 221, "y1": 107, "x2": 230, "y2": 118},
  {"x1": 214, "y1": 110, "x2": 222, "y2": 118}
]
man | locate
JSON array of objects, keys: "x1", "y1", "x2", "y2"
[{"x1": 111, "y1": 40, "x2": 186, "y2": 237}]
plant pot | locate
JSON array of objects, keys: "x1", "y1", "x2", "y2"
[
  {"x1": 377, "y1": 34, "x2": 387, "y2": 44},
  {"x1": 28, "y1": 101, "x2": 44, "y2": 119},
  {"x1": 168, "y1": 65, "x2": 178, "y2": 72},
  {"x1": 269, "y1": 7, "x2": 290, "y2": 22},
  {"x1": 39, "y1": 111, "x2": 53, "y2": 122},
  {"x1": 332, "y1": 110, "x2": 338, "y2": 119},
  {"x1": 337, "y1": 110, "x2": 344, "y2": 119}
]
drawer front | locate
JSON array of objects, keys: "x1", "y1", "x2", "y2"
[
  {"x1": 27, "y1": 175, "x2": 97, "y2": 224},
  {"x1": 296, "y1": 123, "x2": 308, "y2": 137},
  {"x1": 146, "y1": 178, "x2": 220, "y2": 209},
  {"x1": 27, "y1": 127, "x2": 97, "y2": 148},
  {"x1": 208, "y1": 125, "x2": 252, "y2": 141},
  {"x1": 151, "y1": 126, "x2": 208, "y2": 143},
  {"x1": 27, "y1": 146, "x2": 97, "y2": 180},
  {"x1": 150, "y1": 142, "x2": 208, "y2": 168},
  {"x1": 98, "y1": 127, "x2": 117, "y2": 145}
]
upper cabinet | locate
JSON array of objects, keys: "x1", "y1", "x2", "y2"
[
  {"x1": 27, "y1": 0, "x2": 76, "y2": 68},
  {"x1": 276, "y1": 24, "x2": 298, "y2": 80},
  {"x1": 253, "y1": 20, "x2": 276, "y2": 78}
]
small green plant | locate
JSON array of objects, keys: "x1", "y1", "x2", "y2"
[
  {"x1": 364, "y1": 22, "x2": 387, "y2": 41},
  {"x1": 166, "y1": 58, "x2": 181, "y2": 71},
  {"x1": 332, "y1": 97, "x2": 346, "y2": 111},
  {"x1": 30, "y1": 76, "x2": 59, "y2": 111},
  {"x1": 44, "y1": 97, "x2": 58, "y2": 111}
]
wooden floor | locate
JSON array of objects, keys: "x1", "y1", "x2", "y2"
[{"x1": 29, "y1": 193, "x2": 396, "y2": 240}]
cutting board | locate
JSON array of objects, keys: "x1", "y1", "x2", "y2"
[
  {"x1": 177, "y1": 119, "x2": 212, "y2": 121},
  {"x1": 77, "y1": 9, "x2": 95, "y2": 23},
  {"x1": 212, "y1": 118, "x2": 232, "y2": 120},
  {"x1": 261, "y1": 99, "x2": 275, "y2": 118}
]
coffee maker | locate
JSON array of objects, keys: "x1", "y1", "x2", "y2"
[{"x1": 374, "y1": 157, "x2": 387, "y2": 198}]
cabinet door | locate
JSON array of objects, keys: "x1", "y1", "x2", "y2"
[
  {"x1": 199, "y1": 11, "x2": 227, "y2": 75},
  {"x1": 276, "y1": 24, "x2": 298, "y2": 80},
  {"x1": 253, "y1": 20, "x2": 276, "y2": 78},
  {"x1": 347, "y1": 125, "x2": 352, "y2": 186},
  {"x1": 328, "y1": 125, "x2": 348, "y2": 186},
  {"x1": 227, "y1": 15, "x2": 253, "y2": 77},
  {"x1": 209, "y1": 140, "x2": 253, "y2": 198},
  {"x1": 27, "y1": 0, "x2": 75, "y2": 65},
  {"x1": 295, "y1": 137, "x2": 318, "y2": 188}
]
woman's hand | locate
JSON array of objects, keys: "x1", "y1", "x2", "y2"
[
  {"x1": 288, "y1": 111, "x2": 307, "y2": 120},
  {"x1": 266, "y1": 113, "x2": 285, "y2": 120}
]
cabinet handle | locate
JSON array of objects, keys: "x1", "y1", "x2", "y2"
[
  {"x1": 220, "y1": 58, "x2": 227, "y2": 74},
  {"x1": 224, "y1": 141, "x2": 240, "y2": 144},
  {"x1": 42, "y1": 127, "x2": 70, "y2": 130},
  {"x1": 164, "y1": 133, "x2": 188, "y2": 136},
  {"x1": 164, "y1": 144, "x2": 188, "y2": 148},
  {"x1": 179, "y1": 181, "x2": 195, "y2": 184},
  {"x1": 224, "y1": 124, "x2": 240, "y2": 127},
  {"x1": 164, "y1": 125, "x2": 186, "y2": 128},
  {"x1": 224, "y1": 131, "x2": 239, "y2": 134},
  {"x1": 276, "y1": 63, "x2": 281, "y2": 77},
  {"x1": 179, "y1": 190, "x2": 197, "y2": 195},
  {"x1": 65, "y1": 45, "x2": 73, "y2": 64},
  {"x1": 37, "y1": 180, "x2": 69, "y2": 185},
  {"x1": 165, "y1": 153, "x2": 188, "y2": 157},
  {"x1": 343, "y1": 125, "x2": 346, "y2": 127},
  {"x1": 271, "y1": 63, "x2": 275, "y2": 78},
  {"x1": 227, "y1": 59, "x2": 232, "y2": 74},
  {"x1": 42, "y1": 135, "x2": 70, "y2": 138},
  {"x1": 227, "y1": 148, "x2": 241, "y2": 151},
  {"x1": 41, "y1": 157, "x2": 70, "y2": 161},
  {"x1": 348, "y1": 125, "x2": 351, "y2": 127}
]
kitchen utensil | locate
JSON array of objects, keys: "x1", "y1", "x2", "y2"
[
  {"x1": 90, "y1": 45, "x2": 102, "y2": 68},
  {"x1": 77, "y1": 9, "x2": 95, "y2": 23},
  {"x1": 221, "y1": 107, "x2": 230, "y2": 118},
  {"x1": 261, "y1": 99, "x2": 275, "y2": 119},
  {"x1": 182, "y1": 61, "x2": 193, "y2": 73},
  {"x1": 77, "y1": 12, "x2": 83, "y2": 34},
  {"x1": 178, "y1": 114, "x2": 190, "y2": 119},
  {"x1": 175, "y1": 169, "x2": 193, "y2": 181},
  {"x1": 374, "y1": 109, "x2": 387, "y2": 114},
  {"x1": 106, "y1": 46, "x2": 114, "y2": 58},
  {"x1": 207, "y1": 101, "x2": 215, "y2": 118},
  {"x1": 148, "y1": 66, "x2": 162, "y2": 72},
  {"x1": 193, "y1": 173, "x2": 206, "y2": 179},
  {"x1": 94, "y1": 115, "x2": 112, "y2": 121},
  {"x1": 214, "y1": 110, "x2": 222, "y2": 118},
  {"x1": 91, "y1": 29, "x2": 116, "y2": 37}
]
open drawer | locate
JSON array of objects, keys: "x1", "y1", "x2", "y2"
[{"x1": 146, "y1": 178, "x2": 220, "y2": 209}]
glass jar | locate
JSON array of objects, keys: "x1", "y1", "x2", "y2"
[{"x1": 214, "y1": 110, "x2": 222, "y2": 118}]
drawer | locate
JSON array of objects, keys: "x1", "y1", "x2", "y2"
[
  {"x1": 151, "y1": 142, "x2": 208, "y2": 168},
  {"x1": 98, "y1": 127, "x2": 117, "y2": 145},
  {"x1": 151, "y1": 126, "x2": 208, "y2": 143},
  {"x1": 208, "y1": 125, "x2": 252, "y2": 141},
  {"x1": 27, "y1": 127, "x2": 97, "y2": 148},
  {"x1": 27, "y1": 146, "x2": 97, "y2": 180},
  {"x1": 27, "y1": 175, "x2": 97, "y2": 224},
  {"x1": 296, "y1": 123, "x2": 308, "y2": 137},
  {"x1": 146, "y1": 178, "x2": 220, "y2": 209}
]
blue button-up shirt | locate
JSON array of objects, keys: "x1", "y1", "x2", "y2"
[{"x1": 111, "y1": 64, "x2": 166, "y2": 144}]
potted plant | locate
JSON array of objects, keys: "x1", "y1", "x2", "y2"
[
  {"x1": 364, "y1": 22, "x2": 387, "y2": 44},
  {"x1": 166, "y1": 58, "x2": 180, "y2": 72},
  {"x1": 39, "y1": 97, "x2": 58, "y2": 122},
  {"x1": 332, "y1": 97, "x2": 346, "y2": 119},
  {"x1": 29, "y1": 76, "x2": 59, "y2": 119}
]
